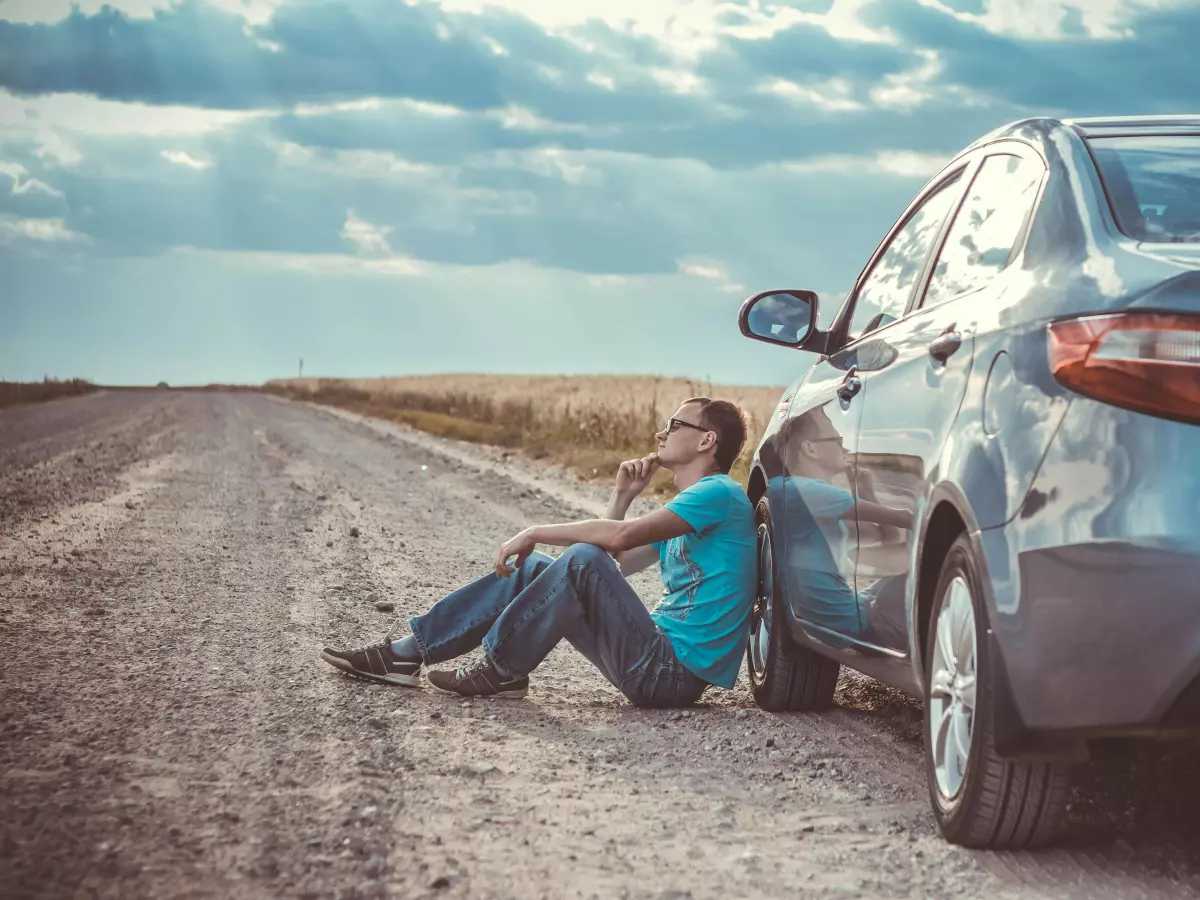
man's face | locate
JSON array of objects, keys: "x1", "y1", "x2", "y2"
[
  {"x1": 789, "y1": 410, "x2": 846, "y2": 478},
  {"x1": 654, "y1": 403, "x2": 713, "y2": 469}
]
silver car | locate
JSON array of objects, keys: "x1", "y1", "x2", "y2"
[{"x1": 737, "y1": 115, "x2": 1200, "y2": 848}]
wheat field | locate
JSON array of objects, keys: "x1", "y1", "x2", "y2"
[
  {"x1": 267, "y1": 374, "x2": 787, "y2": 493},
  {"x1": 273, "y1": 375, "x2": 784, "y2": 438}
]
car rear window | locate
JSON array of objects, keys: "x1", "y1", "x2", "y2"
[{"x1": 1088, "y1": 135, "x2": 1200, "y2": 243}]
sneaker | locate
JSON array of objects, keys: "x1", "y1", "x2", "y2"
[
  {"x1": 426, "y1": 658, "x2": 529, "y2": 699},
  {"x1": 320, "y1": 628, "x2": 421, "y2": 687}
]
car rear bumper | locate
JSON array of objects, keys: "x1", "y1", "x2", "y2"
[{"x1": 981, "y1": 397, "x2": 1200, "y2": 736}]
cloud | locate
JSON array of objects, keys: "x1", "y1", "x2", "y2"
[
  {"x1": 779, "y1": 150, "x2": 949, "y2": 178},
  {"x1": 679, "y1": 260, "x2": 725, "y2": 280},
  {"x1": 0, "y1": 0, "x2": 172, "y2": 24},
  {"x1": 0, "y1": 0, "x2": 512, "y2": 111},
  {"x1": 0, "y1": 159, "x2": 63, "y2": 195},
  {"x1": 182, "y1": 245, "x2": 423, "y2": 276},
  {"x1": 678, "y1": 257, "x2": 746, "y2": 296},
  {"x1": 160, "y1": 149, "x2": 212, "y2": 169},
  {"x1": 3, "y1": 0, "x2": 1196, "y2": 288},
  {"x1": 340, "y1": 209, "x2": 394, "y2": 257},
  {"x1": 0, "y1": 213, "x2": 83, "y2": 241},
  {"x1": 863, "y1": 0, "x2": 1200, "y2": 115}
]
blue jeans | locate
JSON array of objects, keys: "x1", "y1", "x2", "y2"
[{"x1": 408, "y1": 543, "x2": 708, "y2": 708}]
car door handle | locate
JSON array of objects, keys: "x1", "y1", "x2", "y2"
[
  {"x1": 928, "y1": 331, "x2": 963, "y2": 363},
  {"x1": 837, "y1": 375, "x2": 863, "y2": 403}
]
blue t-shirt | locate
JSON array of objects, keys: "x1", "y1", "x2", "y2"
[
  {"x1": 777, "y1": 476, "x2": 867, "y2": 635},
  {"x1": 650, "y1": 474, "x2": 756, "y2": 689}
]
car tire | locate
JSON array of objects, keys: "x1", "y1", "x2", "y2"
[
  {"x1": 747, "y1": 496, "x2": 840, "y2": 712},
  {"x1": 924, "y1": 533, "x2": 1072, "y2": 849}
]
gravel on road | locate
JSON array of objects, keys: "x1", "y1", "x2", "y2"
[{"x1": 2, "y1": 391, "x2": 1198, "y2": 900}]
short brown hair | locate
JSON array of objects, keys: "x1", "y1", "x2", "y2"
[{"x1": 683, "y1": 397, "x2": 749, "y2": 475}]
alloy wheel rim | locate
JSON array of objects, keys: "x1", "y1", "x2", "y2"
[
  {"x1": 750, "y1": 524, "x2": 773, "y2": 681},
  {"x1": 928, "y1": 575, "x2": 978, "y2": 802}
]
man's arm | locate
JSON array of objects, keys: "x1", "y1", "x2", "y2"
[
  {"x1": 604, "y1": 487, "x2": 660, "y2": 576},
  {"x1": 494, "y1": 452, "x2": 691, "y2": 577},
  {"x1": 856, "y1": 499, "x2": 913, "y2": 530},
  {"x1": 529, "y1": 507, "x2": 692, "y2": 554}
]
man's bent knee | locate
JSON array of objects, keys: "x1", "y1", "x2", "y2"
[{"x1": 560, "y1": 542, "x2": 611, "y2": 566}]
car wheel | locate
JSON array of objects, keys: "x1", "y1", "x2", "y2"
[
  {"x1": 747, "y1": 496, "x2": 840, "y2": 712},
  {"x1": 924, "y1": 533, "x2": 1072, "y2": 848}
]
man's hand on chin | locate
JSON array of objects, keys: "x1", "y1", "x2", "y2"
[{"x1": 615, "y1": 453, "x2": 660, "y2": 497}]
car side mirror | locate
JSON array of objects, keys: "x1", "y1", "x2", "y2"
[{"x1": 738, "y1": 289, "x2": 822, "y2": 350}]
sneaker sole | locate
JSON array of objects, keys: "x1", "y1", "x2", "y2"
[
  {"x1": 320, "y1": 651, "x2": 422, "y2": 687},
  {"x1": 426, "y1": 681, "x2": 528, "y2": 700}
]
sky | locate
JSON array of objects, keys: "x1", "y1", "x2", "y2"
[{"x1": 1, "y1": 0, "x2": 1198, "y2": 386}]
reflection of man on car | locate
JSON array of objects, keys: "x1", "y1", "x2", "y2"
[{"x1": 772, "y1": 406, "x2": 913, "y2": 645}]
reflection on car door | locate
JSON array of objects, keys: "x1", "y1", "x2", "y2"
[
  {"x1": 852, "y1": 149, "x2": 1048, "y2": 663},
  {"x1": 773, "y1": 348, "x2": 865, "y2": 651},
  {"x1": 775, "y1": 168, "x2": 969, "y2": 655}
]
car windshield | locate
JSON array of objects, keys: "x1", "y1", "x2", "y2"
[{"x1": 1089, "y1": 135, "x2": 1200, "y2": 243}]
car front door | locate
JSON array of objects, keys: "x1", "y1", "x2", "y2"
[
  {"x1": 778, "y1": 166, "x2": 970, "y2": 655},
  {"x1": 851, "y1": 146, "x2": 1049, "y2": 668}
]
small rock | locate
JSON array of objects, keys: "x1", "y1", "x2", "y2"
[
  {"x1": 374, "y1": 601, "x2": 394, "y2": 613},
  {"x1": 70, "y1": 549, "x2": 84, "y2": 558},
  {"x1": 765, "y1": 737, "x2": 775, "y2": 748},
  {"x1": 430, "y1": 875, "x2": 452, "y2": 890},
  {"x1": 85, "y1": 607, "x2": 107, "y2": 616},
  {"x1": 316, "y1": 494, "x2": 328, "y2": 501},
  {"x1": 364, "y1": 717, "x2": 385, "y2": 730},
  {"x1": 124, "y1": 500, "x2": 136, "y2": 510},
  {"x1": 303, "y1": 526, "x2": 313, "y2": 532},
  {"x1": 659, "y1": 891, "x2": 693, "y2": 900},
  {"x1": 429, "y1": 711, "x2": 442, "y2": 719},
  {"x1": 326, "y1": 541, "x2": 334, "y2": 548},
  {"x1": 349, "y1": 526, "x2": 361, "y2": 538},
  {"x1": 734, "y1": 709, "x2": 749, "y2": 720},
  {"x1": 364, "y1": 855, "x2": 385, "y2": 878},
  {"x1": 469, "y1": 762, "x2": 496, "y2": 775}
]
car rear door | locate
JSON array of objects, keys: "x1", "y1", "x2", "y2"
[
  {"x1": 851, "y1": 146, "x2": 1049, "y2": 662},
  {"x1": 777, "y1": 166, "x2": 971, "y2": 655}
]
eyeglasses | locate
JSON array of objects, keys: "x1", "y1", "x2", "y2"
[
  {"x1": 808, "y1": 435, "x2": 844, "y2": 447},
  {"x1": 664, "y1": 417, "x2": 715, "y2": 439}
]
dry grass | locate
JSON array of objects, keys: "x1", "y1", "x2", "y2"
[
  {"x1": 266, "y1": 375, "x2": 786, "y2": 495},
  {"x1": 0, "y1": 378, "x2": 97, "y2": 409}
]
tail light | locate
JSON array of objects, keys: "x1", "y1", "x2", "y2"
[{"x1": 1048, "y1": 312, "x2": 1200, "y2": 426}]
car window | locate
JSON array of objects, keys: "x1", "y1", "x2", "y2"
[
  {"x1": 1088, "y1": 135, "x2": 1200, "y2": 243},
  {"x1": 923, "y1": 154, "x2": 1043, "y2": 306},
  {"x1": 847, "y1": 173, "x2": 963, "y2": 343}
]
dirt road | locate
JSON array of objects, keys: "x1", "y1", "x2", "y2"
[{"x1": 3, "y1": 391, "x2": 1199, "y2": 900}]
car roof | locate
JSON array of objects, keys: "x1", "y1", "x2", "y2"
[
  {"x1": 1066, "y1": 115, "x2": 1200, "y2": 137},
  {"x1": 953, "y1": 115, "x2": 1200, "y2": 161}
]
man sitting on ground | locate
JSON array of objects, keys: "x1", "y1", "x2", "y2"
[{"x1": 320, "y1": 397, "x2": 756, "y2": 707}]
